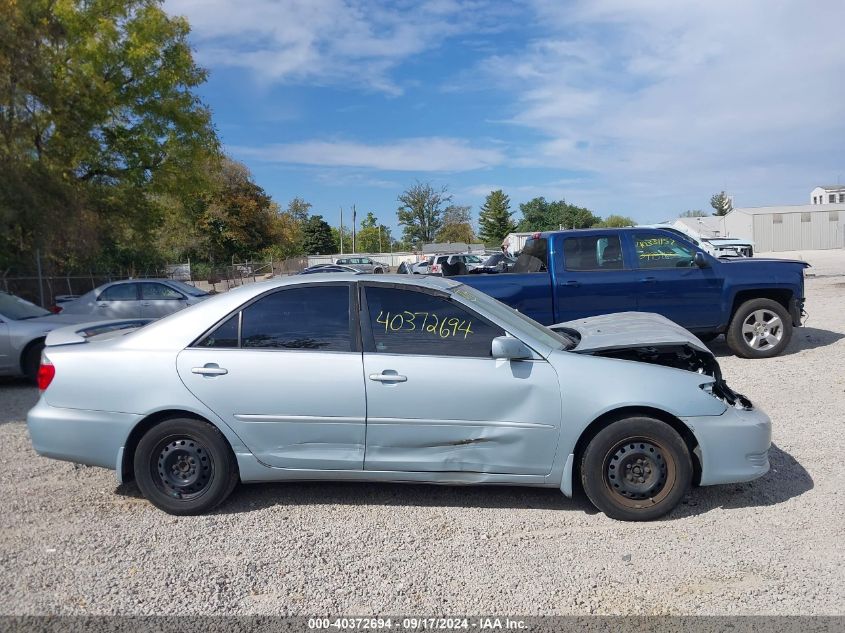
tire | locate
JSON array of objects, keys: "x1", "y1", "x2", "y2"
[
  {"x1": 373, "y1": 267, "x2": 384, "y2": 274},
  {"x1": 726, "y1": 298, "x2": 792, "y2": 359},
  {"x1": 134, "y1": 418, "x2": 239, "y2": 515},
  {"x1": 22, "y1": 340, "x2": 45, "y2": 384},
  {"x1": 580, "y1": 417, "x2": 692, "y2": 521}
]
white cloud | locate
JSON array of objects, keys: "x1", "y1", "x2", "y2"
[
  {"x1": 478, "y1": 0, "x2": 845, "y2": 211},
  {"x1": 166, "y1": 0, "x2": 505, "y2": 94},
  {"x1": 230, "y1": 137, "x2": 504, "y2": 171}
]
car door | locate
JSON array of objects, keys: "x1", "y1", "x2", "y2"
[
  {"x1": 94, "y1": 283, "x2": 142, "y2": 318},
  {"x1": 139, "y1": 282, "x2": 187, "y2": 318},
  {"x1": 553, "y1": 234, "x2": 638, "y2": 321},
  {"x1": 176, "y1": 283, "x2": 366, "y2": 470},
  {"x1": 626, "y1": 231, "x2": 724, "y2": 328},
  {"x1": 360, "y1": 283, "x2": 562, "y2": 476}
]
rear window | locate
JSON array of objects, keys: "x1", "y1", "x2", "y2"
[{"x1": 513, "y1": 238, "x2": 548, "y2": 273}]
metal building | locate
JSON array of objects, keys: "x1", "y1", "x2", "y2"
[{"x1": 722, "y1": 204, "x2": 845, "y2": 252}]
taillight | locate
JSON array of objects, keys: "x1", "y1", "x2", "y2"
[
  {"x1": 49, "y1": 305, "x2": 63, "y2": 314},
  {"x1": 37, "y1": 358, "x2": 55, "y2": 392}
]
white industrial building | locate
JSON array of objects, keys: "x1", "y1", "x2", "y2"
[
  {"x1": 721, "y1": 204, "x2": 845, "y2": 252},
  {"x1": 811, "y1": 185, "x2": 845, "y2": 205}
]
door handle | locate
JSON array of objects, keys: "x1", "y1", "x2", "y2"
[
  {"x1": 639, "y1": 276, "x2": 657, "y2": 283},
  {"x1": 563, "y1": 280, "x2": 580, "y2": 286},
  {"x1": 369, "y1": 373, "x2": 407, "y2": 383},
  {"x1": 192, "y1": 364, "x2": 228, "y2": 376}
]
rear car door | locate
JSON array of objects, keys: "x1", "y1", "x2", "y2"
[
  {"x1": 139, "y1": 282, "x2": 187, "y2": 318},
  {"x1": 360, "y1": 283, "x2": 562, "y2": 475},
  {"x1": 626, "y1": 231, "x2": 724, "y2": 329},
  {"x1": 94, "y1": 283, "x2": 142, "y2": 318},
  {"x1": 176, "y1": 283, "x2": 366, "y2": 469},
  {"x1": 554, "y1": 234, "x2": 638, "y2": 321},
  {"x1": 0, "y1": 317, "x2": 10, "y2": 372}
]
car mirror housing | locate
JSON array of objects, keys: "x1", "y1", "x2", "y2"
[
  {"x1": 491, "y1": 336, "x2": 531, "y2": 360},
  {"x1": 694, "y1": 251, "x2": 710, "y2": 268}
]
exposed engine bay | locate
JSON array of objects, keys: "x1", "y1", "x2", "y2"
[{"x1": 553, "y1": 325, "x2": 753, "y2": 411}]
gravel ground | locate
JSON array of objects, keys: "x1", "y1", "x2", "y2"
[{"x1": 1, "y1": 276, "x2": 843, "y2": 616}]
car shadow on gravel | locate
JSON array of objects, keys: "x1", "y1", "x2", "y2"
[
  {"x1": 669, "y1": 443, "x2": 813, "y2": 519},
  {"x1": 707, "y1": 326, "x2": 844, "y2": 358},
  {"x1": 0, "y1": 378, "x2": 38, "y2": 425}
]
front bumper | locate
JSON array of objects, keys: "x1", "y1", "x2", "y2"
[
  {"x1": 683, "y1": 405, "x2": 772, "y2": 486},
  {"x1": 27, "y1": 398, "x2": 140, "y2": 470}
]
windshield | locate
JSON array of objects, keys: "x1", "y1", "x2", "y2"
[
  {"x1": 464, "y1": 255, "x2": 483, "y2": 263},
  {"x1": 451, "y1": 284, "x2": 577, "y2": 351},
  {"x1": 0, "y1": 293, "x2": 50, "y2": 320},
  {"x1": 167, "y1": 280, "x2": 208, "y2": 297}
]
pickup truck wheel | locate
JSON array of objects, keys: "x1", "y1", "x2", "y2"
[
  {"x1": 726, "y1": 298, "x2": 792, "y2": 359},
  {"x1": 134, "y1": 418, "x2": 239, "y2": 515},
  {"x1": 580, "y1": 417, "x2": 692, "y2": 521}
]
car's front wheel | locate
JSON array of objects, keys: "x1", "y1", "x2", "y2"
[
  {"x1": 580, "y1": 417, "x2": 692, "y2": 521},
  {"x1": 726, "y1": 298, "x2": 792, "y2": 359},
  {"x1": 134, "y1": 418, "x2": 238, "y2": 515}
]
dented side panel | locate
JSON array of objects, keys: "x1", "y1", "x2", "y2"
[{"x1": 363, "y1": 354, "x2": 563, "y2": 475}]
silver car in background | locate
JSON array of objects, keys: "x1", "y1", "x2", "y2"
[
  {"x1": 28, "y1": 274, "x2": 771, "y2": 521},
  {"x1": 0, "y1": 292, "x2": 94, "y2": 381},
  {"x1": 334, "y1": 257, "x2": 389, "y2": 273},
  {"x1": 59, "y1": 279, "x2": 209, "y2": 319}
]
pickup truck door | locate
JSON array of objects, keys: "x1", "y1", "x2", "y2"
[
  {"x1": 625, "y1": 231, "x2": 724, "y2": 329},
  {"x1": 553, "y1": 234, "x2": 639, "y2": 321}
]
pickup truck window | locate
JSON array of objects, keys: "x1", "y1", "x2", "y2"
[
  {"x1": 633, "y1": 233, "x2": 696, "y2": 269},
  {"x1": 563, "y1": 236, "x2": 623, "y2": 271},
  {"x1": 514, "y1": 238, "x2": 548, "y2": 273}
]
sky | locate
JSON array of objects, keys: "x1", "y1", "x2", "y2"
[{"x1": 165, "y1": 0, "x2": 845, "y2": 234}]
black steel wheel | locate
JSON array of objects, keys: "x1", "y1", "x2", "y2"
[
  {"x1": 581, "y1": 417, "x2": 692, "y2": 521},
  {"x1": 134, "y1": 418, "x2": 238, "y2": 515}
]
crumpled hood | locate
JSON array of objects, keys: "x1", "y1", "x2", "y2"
[{"x1": 551, "y1": 312, "x2": 711, "y2": 355}]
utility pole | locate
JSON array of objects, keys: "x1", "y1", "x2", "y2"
[
  {"x1": 352, "y1": 204, "x2": 357, "y2": 253},
  {"x1": 378, "y1": 226, "x2": 383, "y2": 253},
  {"x1": 339, "y1": 206, "x2": 344, "y2": 254}
]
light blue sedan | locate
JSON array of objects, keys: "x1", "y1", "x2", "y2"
[{"x1": 27, "y1": 275, "x2": 771, "y2": 521}]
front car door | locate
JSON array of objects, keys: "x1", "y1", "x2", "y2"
[
  {"x1": 0, "y1": 317, "x2": 10, "y2": 373},
  {"x1": 95, "y1": 282, "x2": 141, "y2": 318},
  {"x1": 176, "y1": 283, "x2": 366, "y2": 469},
  {"x1": 139, "y1": 282, "x2": 187, "y2": 318},
  {"x1": 625, "y1": 231, "x2": 723, "y2": 329},
  {"x1": 360, "y1": 283, "x2": 562, "y2": 475}
]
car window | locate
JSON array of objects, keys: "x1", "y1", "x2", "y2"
[
  {"x1": 197, "y1": 314, "x2": 239, "y2": 348},
  {"x1": 241, "y1": 285, "x2": 352, "y2": 351},
  {"x1": 141, "y1": 283, "x2": 183, "y2": 300},
  {"x1": 364, "y1": 286, "x2": 504, "y2": 357},
  {"x1": 465, "y1": 255, "x2": 483, "y2": 263},
  {"x1": 168, "y1": 280, "x2": 208, "y2": 297},
  {"x1": 633, "y1": 233, "x2": 696, "y2": 269},
  {"x1": 98, "y1": 283, "x2": 139, "y2": 301},
  {"x1": 513, "y1": 237, "x2": 548, "y2": 273},
  {"x1": 563, "y1": 236, "x2": 623, "y2": 271},
  {"x1": 0, "y1": 292, "x2": 50, "y2": 320}
]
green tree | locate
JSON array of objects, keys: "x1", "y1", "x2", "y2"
[
  {"x1": 331, "y1": 225, "x2": 352, "y2": 254},
  {"x1": 436, "y1": 205, "x2": 475, "y2": 243},
  {"x1": 302, "y1": 215, "x2": 335, "y2": 255},
  {"x1": 478, "y1": 190, "x2": 515, "y2": 245},
  {"x1": 680, "y1": 209, "x2": 708, "y2": 218},
  {"x1": 396, "y1": 181, "x2": 451, "y2": 246},
  {"x1": 0, "y1": 0, "x2": 218, "y2": 272},
  {"x1": 517, "y1": 197, "x2": 600, "y2": 231},
  {"x1": 596, "y1": 214, "x2": 636, "y2": 228},
  {"x1": 287, "y1": 197, "x2": 312, "y2": 223},
  {"x1": 356, "y1": 211, "x2": 392, "y2": 253},
  {"x1": 710, "y1": 191, "x2": 733, "y2": 216}
]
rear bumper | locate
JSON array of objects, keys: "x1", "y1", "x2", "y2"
[
  {"x1": 27, "y1": 398, "x2": 140, "y2": 470},
  {"x1": 683, "y1": 406, "x2": 772, "y2": 486}
]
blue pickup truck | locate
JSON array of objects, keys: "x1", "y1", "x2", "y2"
[{"x1": 460, "y1": 228, "x2": 808, "y2": 358}]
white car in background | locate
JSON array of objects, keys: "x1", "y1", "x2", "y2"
[
  {"x1": 59, "y1": 279, "x2": 210, "y2": 320},
  {"x1": 429, "y1": 254, "x2": 486, "y2": 275}
]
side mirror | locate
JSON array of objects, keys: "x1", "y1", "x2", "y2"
[
  {"x1": 694, "y1": 251, "x2": 710, "y2": 268},
  {"x1": 491, "y1": 336, "x2": 531, "y2": 360}
]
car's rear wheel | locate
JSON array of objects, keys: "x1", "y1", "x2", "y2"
[
  {"x1": 581, "y1": 417, "x2": 692, "y2": 521},
  {"x1": 22, "y1": 340, "x2": 45, "y2": 384},
  {"x1": 726, "y1": 298, "x2": 792, "y2": 359},
  {"x1": 134, "y1": 418, "x2": 238, "y2": 515}
]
